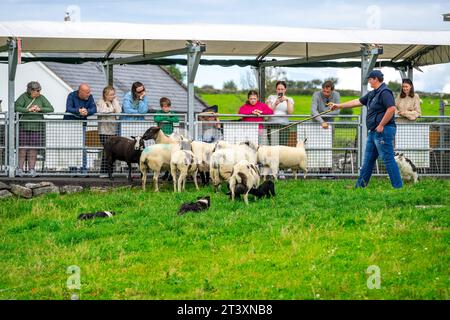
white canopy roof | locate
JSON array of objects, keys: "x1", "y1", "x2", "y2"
[{"x1": 1, "y1": 21, "x2": 450, "y2": 66}]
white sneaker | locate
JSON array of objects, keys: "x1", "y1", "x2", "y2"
[
  {"x1": 16, "y1": 168, "x2": 24, "y2": 177},
  {"x1": 29, "y1": 169, "x2": 37, "y2": 178}
]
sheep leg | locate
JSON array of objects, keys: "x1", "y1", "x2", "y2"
[
  {"x1": 140, "y1": 165, "x2": 147, "y2": 191},
  {"x1": 127, "y1": 163, "x2": 132, "y2": 183},
  {"x1": 107, "y1": 157, "x2": 114, "y2": 180},
  {"x1": 153, "y1": 168, "x2": 161, "y2": 192},
  {"x1": 193, "y1": 170, "x2": 199, "y2": 190},
  {"x1": 244, "y1": 192, "x2": 249, "y2": 205},
  {"x1": 303, "y1": 168, "x2": 307, "y2": 179},
  {"x1": 178, "y1": 168, "x2": 187, "y2": 192},
  {"x1": 170, "y1": 164, "x2": 177, "y2": 192}
]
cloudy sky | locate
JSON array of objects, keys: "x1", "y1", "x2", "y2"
[{"x1": 1, "y1": 0, "x2": 449, "y2": 92}]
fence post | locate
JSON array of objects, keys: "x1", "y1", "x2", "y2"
[
  {"x1": 187, "y1": 42, "x2": 204, "y2": 139},
  {"x1": 359, "y1": 46, "x2": 380, "y2": 169},
  {"x1": 7, "y1": 38, "x2": 18, "y2": 177}
]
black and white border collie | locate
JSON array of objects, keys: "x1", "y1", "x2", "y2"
[
  {"x1": 78, "y1": 211, "x2": 115, "y2": 220},
  {"x1": 178, "y1": 196, "x2": 210, "y2": 215}
]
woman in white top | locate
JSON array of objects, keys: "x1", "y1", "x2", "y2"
[
  {"x1": 96, "y1": 86, "x2": 122, "y2": 176},
  {"x1": 265, "y1": 80, "x2": 294, "y2": 145},
  {"x1": 395, "y1": 79, "x2": 421, "y2": 122}
]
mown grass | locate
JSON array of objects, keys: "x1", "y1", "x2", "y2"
[
  {"x1": 199, "y1": 93, "x2": 441, "y2": 116},
  {"x1": 0, "y1": 178, "x2": 448, "y2": 300}
]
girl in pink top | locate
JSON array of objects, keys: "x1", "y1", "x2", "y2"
[{"x1": 239, "y1": 90, "x2": 273, "y2": 128}]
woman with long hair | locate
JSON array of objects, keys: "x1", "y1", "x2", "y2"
[{"x1": 395, "y1": 79, "x2": 421, "y2": 122}]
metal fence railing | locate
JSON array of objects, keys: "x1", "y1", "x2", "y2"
[
  {"x1": 2, "y1": 112, "x2": 449, "y2": 178},
  {"x1": 0, "y1": 113, "x2": 7, "y2": 176},
  {"x1": 14, "y1": 113, "x2": 187, "y2": 177},
  {"x1": 195, "y1": 114, "x2": 361, "y2": 176},
  {"x1": 373, "y1": 116, "x2": 450, "y2": 176}
]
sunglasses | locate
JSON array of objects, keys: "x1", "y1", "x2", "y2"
[
  {"x1": 33, "y1": 89, "x2": 41, "y2": 92},
  {"x1": 136, "y1": 88, "x2": 145, "y2": 94}
]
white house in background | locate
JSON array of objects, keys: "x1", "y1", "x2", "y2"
[{"x1": 0, "y1": 53, "x2": 72, "y2": 112}]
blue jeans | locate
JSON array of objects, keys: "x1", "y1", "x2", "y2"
[{"x1": 356, "y1": 126, "x2": 403, "y2": 188}]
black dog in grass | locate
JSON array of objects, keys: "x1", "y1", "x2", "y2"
[
  {"x1": 78, "y1": 211, "x2": 115, "y2": 220},
  {"x1": 227, "y1": 180, "x2": 275, "y2": 200},
  {"x1": 178, "y1": 196, "x2": 210, "y2": 215}
]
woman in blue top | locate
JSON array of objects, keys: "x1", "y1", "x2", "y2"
[
  {"x1": 122, "y1": 82, "x2": 149, "y2": 121},
  {"x1": 329, "y1": 70, "x2": 402, "y2": 189}
]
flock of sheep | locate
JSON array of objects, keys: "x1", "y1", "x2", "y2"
[{"x1": 103, "y1": 126, "x2": 308, "y2": 202}]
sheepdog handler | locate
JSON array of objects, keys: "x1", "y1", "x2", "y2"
[{"x1": 328, "y1": 70, "x2": 403, "y2": 189}]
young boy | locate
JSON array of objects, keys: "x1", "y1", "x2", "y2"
[{"x1": 154, "y1": 97, "x2": 179, "y2": 135}]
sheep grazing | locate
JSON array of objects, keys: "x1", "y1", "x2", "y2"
[
  {"x1": 170, "y1": 142, "x2": 199, "y2": 192},
  {"x1": 257, "y1": 139, "x2": 308, "y2": 180},
  {"x1": 103, "y1": 136, "x2": 145, "y2": 182},
  {"x1": 142, "y1": 126, "x2": 182, "y2": 144},
  {"x1": 395, "y1": 153, "x2": 418, "y2": 183},
  {"x1": 228, "y1": 160, "x2": 260, "y2": 205},
  {"x1": 210, "y1": 141, "x2": 258, "y2": 191}
]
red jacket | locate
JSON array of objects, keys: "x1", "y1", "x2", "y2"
[{"x1": 239, "y1": 101, "x2": 273, "y2": 123}]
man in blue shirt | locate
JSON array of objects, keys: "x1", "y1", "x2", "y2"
[
  {"x1": 329, "y1": 70, "x2": 402, "y2": 188},
  {"x1": 64, "y1": 83, "x2": 97, "y2": 120},
  {"x1": 64, "y1": 83, "x2": 97, "y2": 174}
]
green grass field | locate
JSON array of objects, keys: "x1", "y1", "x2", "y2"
[
  {"x1": 1, "y1": 178, "x2": 448, "y2": 299},
  {"x1": 199, "y1": 94, "x2": 442, "y2": 116}
]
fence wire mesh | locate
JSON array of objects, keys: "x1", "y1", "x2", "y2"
[
  {"x1": 0, "y1": 113, "x2": 6, "y2": 176},
  {"x1": 5, "y1": 112, "x2": 450, "y2": 178}
]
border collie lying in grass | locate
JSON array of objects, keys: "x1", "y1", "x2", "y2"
[
  {"x1": 227, "y1": 180, "x2": 276, "y2": 200},
  {"x1": 178, "y1": 196, "x2": 210, "y2": 215},
  {"x1": 78, "y1": 211, "x2": 115, "y2": 220}
]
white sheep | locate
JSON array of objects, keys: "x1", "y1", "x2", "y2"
[
  {"x1": 209, "y1": 141, "x2": 258, "y2": 191},
  {"x1": 139, "y1": 143, "x2": 174, "y2": 192},
  {"x1": 257, "y1": 139, "x2": 308, "y2": 180},
  {"x1": 170, "y1": 147, "x2": 199, "y2": 192},
  {"x1": 190, "y1": 141, "x2": 216, "y2": 185},
  {"x1": 228, "y1": 160, "x2": 260, "y2": 205}
]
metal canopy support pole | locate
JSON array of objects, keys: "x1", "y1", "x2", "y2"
[
  {"x1": 104, "y1": 63, "x2": 114, "y2": 86},
  {"x1": 258, "y1": 65, "x2": 266, "y2": 103},
  {"x1": 407, "y1": 66, "x2": 413, "y2": 81},
  {"x1": 186, "y1": 42, "x2": 204, "y2": 139},
  {"x1": 359, "y1": 46, "x2": 381, "y2": 169},
  {"x1": 398, "y1": 67, "x2": 407, "y2": 79},
  {"x1": 7, "y1": 38, "x2": 18, "y2": 177}
]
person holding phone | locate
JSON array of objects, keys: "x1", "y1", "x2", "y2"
[{"x1": 266, "y1": 80, "x2": 294, "y2": 146}]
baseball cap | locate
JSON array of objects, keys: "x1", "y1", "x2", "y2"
[
  {"x1": 367, "y1": 70, "x2": 384, "y2": 79},
  {"x1": 202, "y1": 105, "x2": 218, "y2": 113}
]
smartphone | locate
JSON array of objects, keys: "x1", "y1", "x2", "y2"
[{"x1": 278, "y1": 92, "x2": 283, "y2": 98}]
